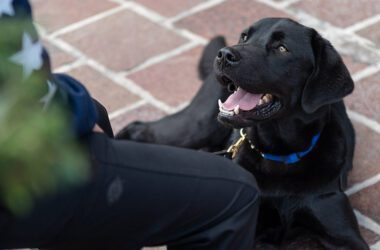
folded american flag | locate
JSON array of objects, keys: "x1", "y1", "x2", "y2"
[{"x1": 0, "y1": 0, "x2": 98, "y2": 136}]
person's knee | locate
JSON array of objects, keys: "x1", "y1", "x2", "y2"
[
  {"x1": 213, "y1": 173, "x2": 260, "y2": 221},
  {"x1": 237, "y1": 181, "x2": 260, "y2": 212},
  {"x1": 221, "y1": 158, "x2": 259, "y2": 191},
  {"x1": 212, "y1": 157, "x2": 261, "y2": 206},
  {"x1": 211, "y1": 181, "x2": 260, "y2": 248}
]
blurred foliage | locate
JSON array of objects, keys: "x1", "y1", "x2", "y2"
[{"x1": 0, "y1": 20, "x2": 89, "y2": 215}]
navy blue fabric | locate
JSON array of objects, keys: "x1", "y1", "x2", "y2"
[{"x1": 54, "y1": 74, "x2": 99, "y2": 137}]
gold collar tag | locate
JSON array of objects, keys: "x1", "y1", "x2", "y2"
[{"x1": 227, "y1": 129, "x2": 247, "y2": 159}]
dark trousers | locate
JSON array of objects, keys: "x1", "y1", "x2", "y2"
[{"x1": 0, "y1": 106, "x2": 260, "y2": 250}]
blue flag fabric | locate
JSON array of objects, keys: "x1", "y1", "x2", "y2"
[{"x1": 0, "y1": 0, "x2": 98, "y2": 136}]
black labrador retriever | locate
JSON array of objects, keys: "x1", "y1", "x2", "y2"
[{"x1": 117, "y1": 18, "x2": 369, "y2": 250}]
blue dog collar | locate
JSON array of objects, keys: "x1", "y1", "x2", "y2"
[{"x1": 258, "y1": 133, "x2": 321, "y2": 164}]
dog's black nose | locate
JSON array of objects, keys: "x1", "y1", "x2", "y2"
[{"x1": 216, "y1": 47, "x2": 241, "y2": 66}]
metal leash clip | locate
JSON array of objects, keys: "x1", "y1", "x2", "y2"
[{"x1": 227, "y1": 129, "x2": 247, "y2": 159}]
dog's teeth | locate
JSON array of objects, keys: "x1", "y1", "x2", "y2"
[
  {"x1": 219, "y1": 103, "x2": 235, "y2": 116},
  {"x1": 262, "y1": 96, "x2": 269, "y2": 103},
  {"x1": 220, "y1": 108, "x2": 234, "y2": 116},
  {"x1": 258, "y1": 99, "x2": 264, "y2": 105},
  {"x1": 234, "y1": 105, "x2": 240, "y2": 115},
  {"x1": 261, "y1": 94, "x2": 273, "y2": 104}
]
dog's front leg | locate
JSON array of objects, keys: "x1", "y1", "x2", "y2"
[
  {"x1": 302, "y1": 192, "x2": 368, "y2": 250},
  {"x1": 116, "y1": 74, "x2": 232, "y2": 150}
]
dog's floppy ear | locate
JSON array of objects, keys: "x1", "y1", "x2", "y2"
[{"x1": 301, "y1": 30, "x2": 354, "y2": 113}]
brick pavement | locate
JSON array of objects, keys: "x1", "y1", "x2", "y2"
[{"x1": 31, "y1": 0, "x2": 380, "y2": 249}]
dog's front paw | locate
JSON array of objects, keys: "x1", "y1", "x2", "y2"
[{"x1": 116, "y1": 121, "x2": 154, "y2": 142}]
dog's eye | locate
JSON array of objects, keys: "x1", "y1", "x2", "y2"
[
  {"x1": 241, "y1": 33, "x2": 248, "y2": 42},
  {"x1": 277, "y1": 45, "x2": 288, "y2": 53}
]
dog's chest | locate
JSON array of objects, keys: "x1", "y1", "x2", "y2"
[{"x1": 233, "y1": 144, "x2": 311, "y2": 194}]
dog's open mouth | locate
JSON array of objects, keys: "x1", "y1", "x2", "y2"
[{"x1": 217, "y1": 80, "x2": 282, "y2": 124}]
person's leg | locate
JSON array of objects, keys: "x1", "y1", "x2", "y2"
[
  {"x1": 1, "y1": 133, "x2": 259, "y2": 250},
  {"x1": 56, "y1": 133, "x2": 260, "y2": 250},
  {"x1": 95, "y1": 105, "x2": 257, "y2": 249}
]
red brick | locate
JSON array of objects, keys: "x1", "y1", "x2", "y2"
[
  {"x1": 43, "y1": 40, "x2": 76, "y2": 70},
  {"x1": 360, "y1": 226, "x2": 380, "y2": 245},
  {"x1": 350, "y1": 182, "x2": 380, "y2": 224},
  {"x1": 348, "y1": 122, "x2": 380, "y2": 187},
  {"x1": 60, "y1": 10, "x2": 188, "y2": 72},
  {"x1": 346, "y1": 72, "x2": 380, "y2": 124},
  {"x1": 135, "y1": 0, "x2": 205, "y2": 17},
  {"x1": 111, "y1": 104, "x2": 167, "y2": 133},
  {"x1": 30, "y1": 0, "x2": 117, "y2": 33},
  {"x1": 68, "y1": 66, "x2": 140, "y2": 113},
  {"x1": 292, "y1": 0, "x2": 380, "y2": 28},
  {"x1": 175, "y1": 0, "x2": 291, "y2": 44},
  {"x1": 128, "y1": 46, "x2": 203, "y2": 107},
  {"x1": 357, "y1": 21, "x2": 380, "y2": 46},
  {"x1": 342, "y1": 56, "x2": 370, "y2": 75}
]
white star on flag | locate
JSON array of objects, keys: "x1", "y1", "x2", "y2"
[
  {"x1": 10, "y1": 32, "x2": 44, "y2": 79},
  {"x1": 40, "y1": 80, "x2": 58, "y2": 110},
  {"x1": 0, "y1": 0, "x2": 14, "y2": 17}
]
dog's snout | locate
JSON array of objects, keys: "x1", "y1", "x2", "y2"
[{"x1": 217, "y1": 47, "x2": 241, "y2": 66}]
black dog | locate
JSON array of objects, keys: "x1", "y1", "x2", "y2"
[{"x1": 117, "y1": 18, "x2": 369, "y2": 250}]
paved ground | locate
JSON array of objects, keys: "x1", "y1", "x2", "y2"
[{"x1": 31, "y1": 0, "x2": 380, "y2": 249}]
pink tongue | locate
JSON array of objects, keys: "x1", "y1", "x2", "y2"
[{"x1": 222, "y1": 88, "x2": 262, "y2": 111}]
